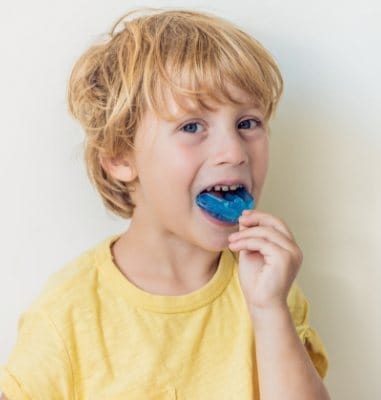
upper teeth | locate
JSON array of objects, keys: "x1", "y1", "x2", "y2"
[{"x1": 206, "y1": 184, "x2": 244, "y2": 192}]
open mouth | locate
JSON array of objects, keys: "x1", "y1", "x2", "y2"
[
  {"x1": 198, "y1": 183, "x2": 247, "y2": 197},
  {"x1": 201, "y1": 185, "x2": 243, "y2": 199}
]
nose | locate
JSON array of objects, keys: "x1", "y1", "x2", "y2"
[{"x1": 210, "y1": 130, "x2": 248, "y2": 166}]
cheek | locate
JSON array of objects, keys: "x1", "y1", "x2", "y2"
[
  {"x1": 157, "y1": 144, "x2": 199, "y2": 178},
  {"x1": 142, "y1": 146, "x2": 196, "y2": 199},
  {"x1": 260, "y1": 149, "x2": 269, "y2": 177},
  {"x1": 250, "y1": 139, "x2": 269, "y2": 182}
]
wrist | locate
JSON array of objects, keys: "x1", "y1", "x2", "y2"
[{"x1": 249, "y1": 302, "x2": 291, "y2": 329}]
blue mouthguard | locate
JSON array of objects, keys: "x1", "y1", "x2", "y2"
[{"x1": 196, "y1": 186, "x2": 255, "y2": 223}]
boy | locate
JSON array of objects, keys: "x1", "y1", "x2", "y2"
[{"x1": 0, "y1": 8, "x2": 330, "y2": 399}]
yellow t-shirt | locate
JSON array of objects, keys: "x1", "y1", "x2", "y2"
[{"x1": 0, "y1": 234, "x2": 329, "y2": 400}]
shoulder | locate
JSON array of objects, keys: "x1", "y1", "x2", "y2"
[{"x1": 27, "y1": 234, "x2": 120, "y2": 316}]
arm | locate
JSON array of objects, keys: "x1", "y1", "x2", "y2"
[
  {"x1": 0, "y1": 309, "x2": 74, "y2": 399},
  {"x1": 251, "y1": 305, "x2": 330, "y2": 400},
  {"x1": 228, "y1": 210, "x2": 330, "y2": 400}
]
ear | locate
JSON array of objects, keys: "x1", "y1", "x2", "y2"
[{"x1": 99, "y1": 154, "x2": 137, "y2": 183}]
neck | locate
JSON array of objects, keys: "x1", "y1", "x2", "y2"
[{"x1": 111, "y1": 213, "x2": 222, "y2": 295}]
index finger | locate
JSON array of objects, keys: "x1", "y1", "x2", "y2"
[{"x1": 239, "y1": 210, "x2": 295, "y2": 241}]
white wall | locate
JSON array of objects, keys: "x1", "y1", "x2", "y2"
[{"x1": 0, "y1": 0, "x2": 380, "y2": 398}]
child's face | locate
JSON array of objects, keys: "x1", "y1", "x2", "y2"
[{"x1": 128, "y1": 84, "x2": 269, "y2": 251}]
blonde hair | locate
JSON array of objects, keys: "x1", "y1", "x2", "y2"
[{"x1": 67, "y1": 8, "x2": 283, "y2": 219}]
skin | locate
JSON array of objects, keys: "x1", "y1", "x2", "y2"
[
  {"x1": 100, "y1": 84, "x2": 331, "y2": 399},
  {"x1": 103, "y1": 84, "x2": 269, "y2": 294},
  {"x1": 230, "y1": 211, "x2": 331, "y2": 399}
]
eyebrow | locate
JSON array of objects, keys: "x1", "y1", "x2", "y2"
[{"x1": 170, "y1": 102, "x2": 264, "y2": 120}]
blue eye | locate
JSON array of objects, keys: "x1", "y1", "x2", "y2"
[
  {"x1": 238, "y1": 118, "x2": 261, "y2": 130},
  {"x1": 181, "y1": 122, "x2": 204, "y2": 134}
]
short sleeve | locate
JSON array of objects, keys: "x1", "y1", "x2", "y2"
[
  {"x1": 287, "y1": 282, "x2": 329, "y2": 379},
  {"x1": 0, "y1": 308, "x2": 75, "y2": 400}
]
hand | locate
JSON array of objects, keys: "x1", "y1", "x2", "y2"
[{"x1": 228, "y1": 210, "x2": 303, "y2": 313}]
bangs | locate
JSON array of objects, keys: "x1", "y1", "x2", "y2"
[{"x1": 139, "y1": 11, "x2": 283, "y2": 121}]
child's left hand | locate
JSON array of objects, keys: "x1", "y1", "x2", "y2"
[{"x1": 228, "y1": 209, "x2": 303, "y2": 313}]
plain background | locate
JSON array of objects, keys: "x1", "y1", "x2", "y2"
[{"x1": 0, "y1": 0, "x2": 380, "y2": 398}]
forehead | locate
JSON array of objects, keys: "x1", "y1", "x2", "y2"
[{"x1": 158, "y1": 82, "x2": 262, "y2": 121}]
